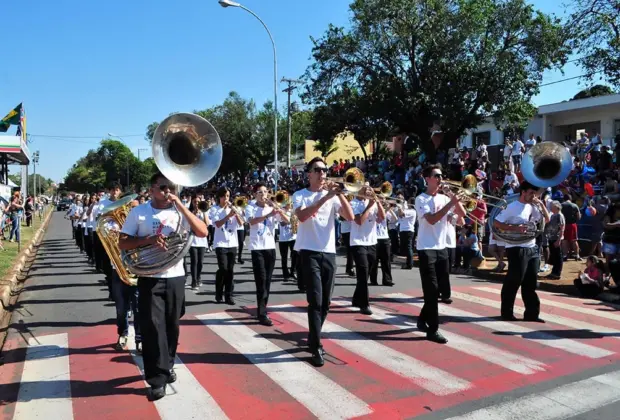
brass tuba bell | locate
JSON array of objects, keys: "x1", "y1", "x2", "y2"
[
  {"x1": 521, "y1": 142, "x2": 573, "y2": 188},
  {"x1": 152, "y1": 113, "x2": 223, "y2": 187}
]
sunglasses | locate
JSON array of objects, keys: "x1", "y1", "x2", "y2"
[
  {"x1": 432, "y1": 173, "x2": 443, "y2": 179},
  {"x1": 313, "y1": 167, "x2": 328, "y2": 173}
]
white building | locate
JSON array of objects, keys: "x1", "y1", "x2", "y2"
[{"x1": 461, "y1": 93, "x2": 620, "y2": 149}]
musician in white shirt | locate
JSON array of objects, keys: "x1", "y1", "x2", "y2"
[
  {"x1": 493, "y1": 181, "x2": 550, "y2": 322},
  {"x1": 350, "y1": 187, "x2": 386, "y2": 314},
  {"x1": 93, "y1": 183, "x2": 122, "y2": 296},
  {"x1": 397, "y1": 198, "x2": 417, "y2": 269},
  {"x1": 209, "y1": 187, "x2": 244, "y2": 305},
  {"x1": 246, "y1": 183, "x2": 288, "y2": 326},
  {"x1": 277, "y1": 202, "x2": 298, "y2": 285},
  {"x1": 340, "y1": 214, "x2": 355, "y2": 276},
  {"x1": 415, "y1": 164, "x2": 466, "y2": 344},
  {"x1": 119, "y1": 171, "x2": 208, "y2": 401},
  {"x1": 293, "y1": 157, "x2": 354, "y2": 367},
  {"x1": 370, "y1": 202, "x2": 396, "y2": 286}
]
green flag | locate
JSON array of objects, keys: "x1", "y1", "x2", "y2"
[{"x1": 0, "y1": 103, "x2": 22, "y2": 133}]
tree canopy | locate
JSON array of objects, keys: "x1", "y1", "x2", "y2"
[
  {"x1": 569, "y1": 0, "x2": 620, "y2": 89},
  {"x1": 8, "y1": 173, "x2": 55, "y2": 195},
  {"x1": 571, "y1": 84, "x2": 616, "y2": 100},
  {"x1": 302, "y1": 0, "x2": 570, "y2": 161},
  {"x1": 63, "y1": 140, "x2": 156, "y2": 193}
]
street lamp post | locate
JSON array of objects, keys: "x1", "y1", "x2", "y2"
[
  {"x1": 32, "y1": 151, "x2": 40, "y2": 198},
  {"x1": 218, "y1": 0, "x2": 279, "y2": 191}
]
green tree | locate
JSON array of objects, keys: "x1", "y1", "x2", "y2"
[
  {"x1": 303, "y1": 0, "x2": 570, "y2": 162},
  {"x1": 571, "y1": 84, "x2": 616, "y2": 100},
  {"x1": 569, "y1": 0, "x2": 620, "y2": 88}
]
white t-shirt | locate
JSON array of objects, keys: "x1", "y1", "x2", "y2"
[
  {"x1": 292, "y1": 189, "x2": 342, "y2": 253},
  {"x1": 512, "y1": 140, "x2": 524, "y2": 156},
  {"x1": 121, "y1": 203, "x2": 191, "y2": 278},
  {"x1": 208, "y1": 205, "x2": 240, "y2": 249},
  {"x1": 376, "y1": 213, "x2": 393, "y2": 240},
  {"x1": 236, "y1": 206, "x2": 245, "y2": 230},
  {"x1": 445, "y1": 213, "x2": 457, "y2": 248},
  {"x1": 398, "y1": 206, "x2": 417, "y2": 232},
  {"x1": 245, "y1": 204, "x2": 277, "y2": 251},
  {"x1": 494, "y1": 200, "x2": 537, "y2": 249},
  {"x1": 350, "y1": 199, "x2": 378, "y2": 246},
  {"x1": 340, "y1": 220, "x2": 351, "y2": 234},
  {"x1": 191, "y1": 212, "x2": 208, "y2": 248},
  {"x1": 278, "y1": 210, "x2": 296, "y2": 242},
  {"x1": 415, "y1": 193, "x2": 452, "y2": 250}
]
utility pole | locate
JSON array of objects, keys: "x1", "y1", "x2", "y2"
[
  {"x1": 281, "y1": 77, "x2": 302, "y2": 168},
  {"x1": 137, "y1": 148, "x2": 148, "y2": 161},
  {"x1": 32, "y1": 151, "x2": 40, "y2": 198}
]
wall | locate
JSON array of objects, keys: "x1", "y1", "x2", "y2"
[
  {"x1": 304, "y1": 132, "x2": 374, "y2": 164},
  {"x1": 544, "y1": 103, "x2": 620, "y2": 143},
  {"x1": 462, "y1": 122, "x2": 505, "y2": 148}
]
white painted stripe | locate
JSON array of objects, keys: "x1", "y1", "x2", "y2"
[
  {"x1": 13, "y1": 333, "x2": 73, "y2": 420},
  {"x1": 197, "y1": 312, "x2": 372, "y2": 419},
  {"x1": 476, "y1": 286, "x2": 620, "y2": 322},
  {"x1": 448, "y1": 370, "x2": 620, "y2": 420},
  {"x1": 274, "y1": 305, "x2": 471, "y2": 395},
  {"x1": 331, "y1": 299, "x2": 547, "y2": 375},
  {"x1": 385, "y1": 293, "x2": 613, "y2": 359},
  {"x1": 127, "y1": 325, "x2": 229, "y2": 420},
  {"x1": 453, "y1": 291, "x2": 620, "y2": 342}
]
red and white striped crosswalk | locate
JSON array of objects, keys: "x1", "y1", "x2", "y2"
[{"x1": 2, "y1": 284, "x2": 620, "y2": 420}]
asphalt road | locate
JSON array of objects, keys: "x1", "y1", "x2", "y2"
[{"x1": 2, "y1": 211, "x2": 620, "y2": 420}]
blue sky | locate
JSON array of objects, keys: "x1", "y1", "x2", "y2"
[{"x1": 0, "y1": 0, "x2": 593, "y2": 183}]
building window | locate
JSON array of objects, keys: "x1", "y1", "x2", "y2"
[{"x1": 473, "y1": 131, "x2": 491, "y2": 147}]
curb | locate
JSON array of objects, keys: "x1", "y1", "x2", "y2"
[{"x1": 0, "y1": 208, "x2": 54, "y2": 347}]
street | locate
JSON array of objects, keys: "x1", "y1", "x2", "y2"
[{"x1": 2, "y1": 211, "x2": 620, "y2": 419}]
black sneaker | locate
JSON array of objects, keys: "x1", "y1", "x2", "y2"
[
  {"x1": 441, "y1": 298, "x2": 453, "y2": 304},
  {"x1": 426, "y1": 331, "x2": 448, "y2": 344},
  {"x1": 225, "y1": 297, "x2": 236, "y2": 305},
  {"x1": 115, "y1": 335, "x2": 128, "y2": 351},
  {"x1": 258, "y1": 316, "x2": 273, "y2": 326},
  {"x1": 167, "y1": 369, "x2": 177, "y2": 384},
  {"x1": 310, "y1": 351, "x2": 324, "y2": 367},
  {"x1": 149, "y1": 385, "x2": 166, "y2": 401},
  {"x1": 360, "y1": 307, "x2": 373, "y2": 315}
]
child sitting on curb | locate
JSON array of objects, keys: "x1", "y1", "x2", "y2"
[{"x1": 574, "y1": 255, "x2": 607, "y2": 298}]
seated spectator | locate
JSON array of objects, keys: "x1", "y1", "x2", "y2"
[{"x1": 574, "y1": 255, "x2": 606, "y2": 298}]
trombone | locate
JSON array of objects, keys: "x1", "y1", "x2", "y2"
[
  {"x1": 266, "y1": 190, "x2": 290, "y2": 208},
  {"x1": 326, "y1": 167, "x2": 365, "y2": 194}
]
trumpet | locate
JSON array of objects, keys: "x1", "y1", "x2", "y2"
[
  {"x1": 326, "y1": 167, "x2": 365, "y2": 193},
  {"x1": 233, "y1": 196, "x2": 249, "y2": 209},
  {"x1": 267, "y1": 190, "x2": 290, "y2": 208},
  {"x1": 197, "y1": 200, "x2": 209, "y2": 212},
  {"x1": 373, "y1": 181, "x2": 393, "y2": 198}
]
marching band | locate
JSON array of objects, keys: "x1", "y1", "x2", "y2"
[{"x1": 62, "y1": 113, "x2": 571, "y2": 400}]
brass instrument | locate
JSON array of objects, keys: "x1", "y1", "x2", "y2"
[
  {"x1": 374, "y1": 181, "x2": 393, "y2": 198},
  {"x1": 521, "y1": 142, "x2": 573, "y2": 188},
  {"x1": 96, "y1": 194, "x2": 139, "y2": 286},
  {"x1": 116, "y1": 112, "x2": 222, "y2": 276},
  {"x1": 272, "y1": 190, "x2": 290, "y2": 207},
  {"x1": 233, "y1": 196, "x2": 249, "y2": 209},
  {"x1": 326, "y1": 167, "x2": 365, "y2": 193},
  {"x1": 290, "y1": 213, "x2": 299, "y2": 234},
  {"x1": 197, "y1": 200, "x2": 209, "y2": 212},
  {"x1": 488, "y1": 142, "x2": 571, "y2": 245}
]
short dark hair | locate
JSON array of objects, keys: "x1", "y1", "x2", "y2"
[
  {"x1": 216, "y1": 186, "x2": 230, "y2": 199},
  {"x1": 422, "y1": 164, "x2": 442, "y2": 179},
  {"x1": 149, "y1": 171, "x2": 165, "y2": 186},
  {"x1": 306, "y1": 157, "x2": 326, "y2": 172},
  {"x1": 108, "y1": 182, "x2": 122, "y2": 191},
  {"x1": 519, "y1": 181, "x2": 537, "y2": 193},
  {"x1": 253, "y1": 183, "x2": 267, "y2": 193}
]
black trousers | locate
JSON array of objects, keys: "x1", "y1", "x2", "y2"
[
  {"x1": 94, "y1": 232, "x2": 105, "y2": 272},
  {"x1": 215, "y1": 247, "x2": 236, "y2": 299},
  {"x1": 400, "y1": 231, "x2": 414, "y2": 267},
  {"x1": 251, "y1": 249, "x2": 276, "y2": 317},
  {"x1": 189, "y1": 246, "x2": 206, "y2": 288},
  {"x1": 278, "y1": 240, "x2": 297, "y2": 278},
  {"x1": 417, "y1": 249, "x2": 450, "y2": 333},
  {"x1": 74, "y1": 225, "x2": 83, "y2": 251},
  {"x1": 85, "y1": 228, "x2": 94, "y2": 261},
  {"x1": 341, "y1": 232, "x2": 354, "y2": 272},
  {"x1": 138, "y1": 275, "x2": 185, "y2": 388},
  {"x1": 370, "y1": 239, "x2": 392, "y2": 285},
  {"x1": 207, "y1": 226, "x2": 215, "y2": 248},
  {"x1": 237, "y1": 229, "x2": 245, "y2": 261},
  {"x1": 352, "y1": 245, "x2": 377, "y2": 308},
  {"x1": 502, "y1": 247, "x2": 540, "y2": 319},
  {"x1": 388, "y1": 229, "x2": 399, "y2": 257},
  {"x1": 300, "y1": 250, "x2": 336, "y2": 352},
  {"x1": 549, "y1": 240, "x2": 563, "y2": 276}
]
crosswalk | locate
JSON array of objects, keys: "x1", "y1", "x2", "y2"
[{"x1": 2, "y1": 284, "x2": 620, "y2": 419}]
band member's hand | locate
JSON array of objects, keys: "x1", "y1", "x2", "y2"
[
  {"x1": 166, "y1": 193, "x2": 180, "y2": 204},
  {"x1": 515, "y1": 224, "x2": 528, "y2": 234},
  {"x1": 147, "y1": 234, "x2": 167, "y2": 250}
]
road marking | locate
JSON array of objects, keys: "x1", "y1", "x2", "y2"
[
  {"x1": 331, "y1": 299, "x2": 547, "y2": 375},
  {"x1": 197, "y1": 312, "x2": 373, "y2": 419},
  {"x1": 127, "y1": 325, "x2": 229, "y2": 420},
  {"x1": 475, "y1": 286, "x2": 620, "y2": 323},
  {"x1": 385, "y1": 293, "x2": 613, "y2": 359},
  {"x1": 453, "y1": 291, "x2": 620, "y2": 341},
  {"x1": 274, "y1": 304, "x2": 472, "y2": 395},
  {"x1": 13, "y1": 333, "x2": 73, "y2": 420},
  {"x1": 448, "y1": 369, "x2": 620, "y2": 419},
  {"x1": 538, "y1": 289, "x2": 620, "y2": 310}
]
